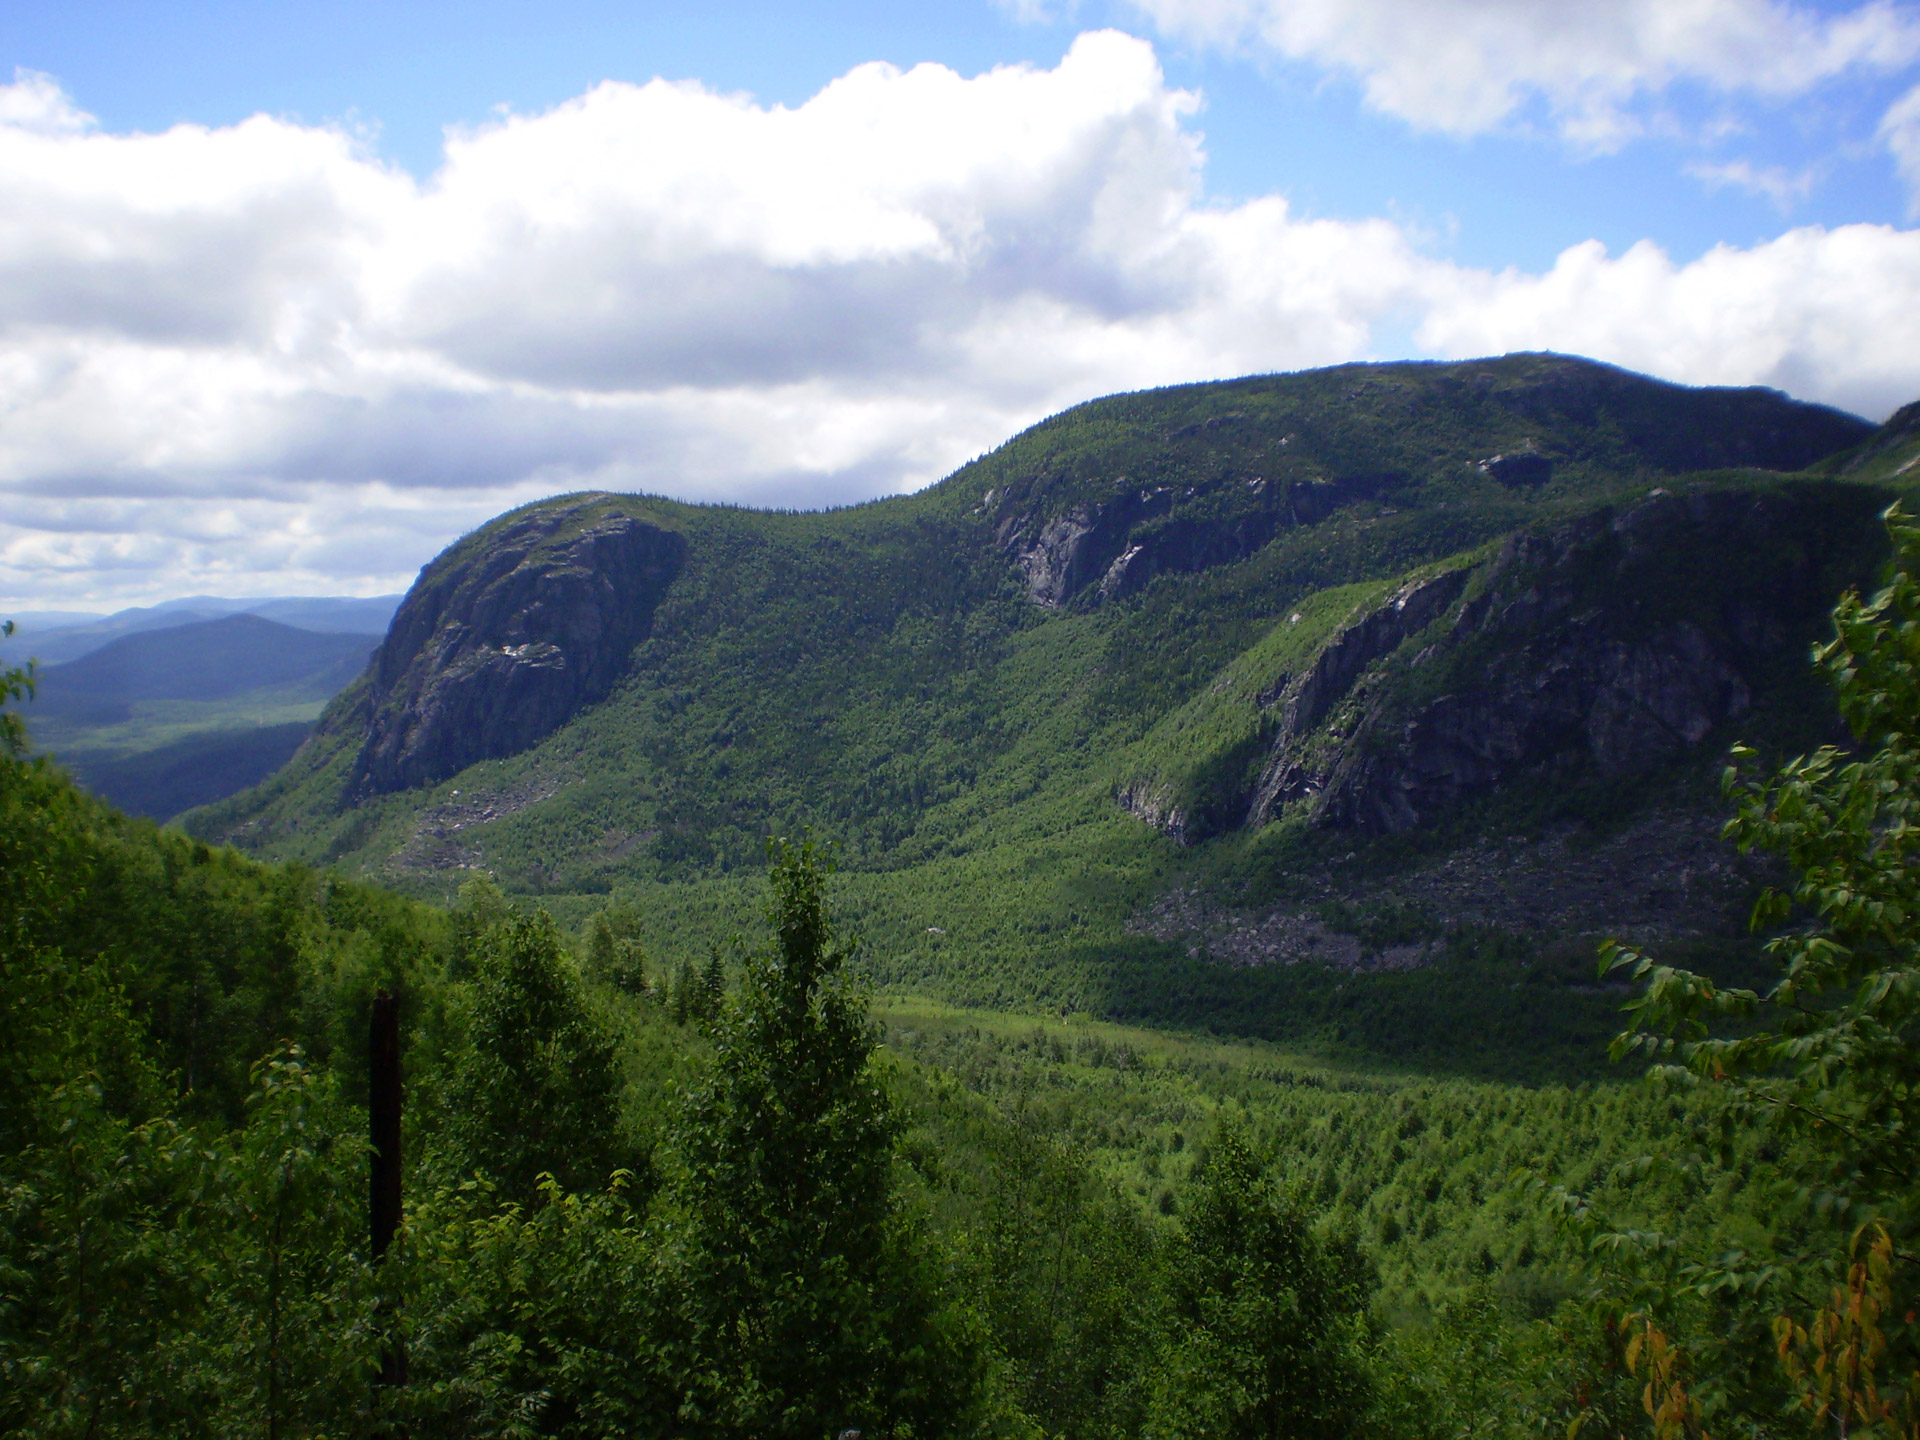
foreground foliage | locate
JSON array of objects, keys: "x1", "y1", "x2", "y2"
[
  {"x1": 1569, "y1": 502, "x2": 1920, "y2": 1436},
  {"x1": 0, "y1": 713, "x2": 1381, "y2": 1437}
]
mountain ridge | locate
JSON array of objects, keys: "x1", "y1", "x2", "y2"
[
  {"x1": 178, "y1": 352, "x2": 1912, "y2": 1065},
  {"x1": 34, "y1": 613, "x2": 378, "y2": 725},
  {"x1": 1, "y1": 594, "x2": 401, "y2": 668}
]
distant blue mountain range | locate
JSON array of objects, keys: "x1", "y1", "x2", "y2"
[
  {"x1": 2, "y1": 601, "x2": 397, "y2": 822},
  {"x1": 32, "y1": 614, "x2": 380, "y2": 726},
  {"x1": 1, "y1": 594, "x2": 400, "y2": 667}
]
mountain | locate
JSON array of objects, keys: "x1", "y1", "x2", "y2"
[
  {"x1": 25, "y1": 615, "x2": 380, "y2": 821},
  {"x1": 186, "y1": 353, "x2": 1915, "y2": 1074},
  {"x1": 33, "y1": 614, "x2": 379, "y2": 725},
  {"x1": 0, "y1": 594, "x2": 402, "y2": 667},
  {"x1": 51, "y1": 722, "x2": 320, "y2": 824}
]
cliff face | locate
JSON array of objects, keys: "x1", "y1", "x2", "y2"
[
  {"x1": 344, "y1": 498, "x2": 686, "y2": 796},
  {"x1": 190, "y1": 355, "x2": 1897, "y2": 907},
  {"x1": 1242, "y1": 569, "x2": 1473, "y2": 827},
  {"x1": 1111, "y1": 479, "x2": 1889, "y2": 849},
  {"x1": 994, "y1": 472, "x2": 1390, "y2": 608},
  {"x1": 977, "y1": 355, "x2": 1871, "y2": 610},
  {"x1": 1255, "y1": 486, "x2": 1878, "y2": 834}
]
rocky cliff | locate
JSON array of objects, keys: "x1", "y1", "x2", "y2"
[
  {"x1": 981, "y1": 355, "x2": 1872, "y2": 610},
  {"x1": 1250, "y1": 483, "x2": 1885, "y2": 834},
  {"x1": 191, "y1": 355, "x2": 1896, "y2": 916},
  {"x1": 341, "y1": 497, "x2": 686, "y2": 796}
]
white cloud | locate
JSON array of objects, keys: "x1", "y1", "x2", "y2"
[
  {"x1": 1882, "y1": 81, "x2": 1920, "y2": 213},
  {"x1": 0, "y1": 69, "x2": 94, "y2": 134},
  {"x1": 1124, "y1": 0, "x2": 1920, "y2": 145},
  {"x1": 2, "y1": 40, "x2": 1920, "y2": 610},
  {"x1": 1686, "y1": 157, "x2": 1819, "y2": 211},
  {"x1": 1417, "y1": 226, "x2": 1920, "y2": 420}
]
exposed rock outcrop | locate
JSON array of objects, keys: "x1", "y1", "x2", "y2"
[
  {"x1": 985, "y1": 356, "x2": 1870, "y2": 611},
  {"x1": 1116, "y1": 775, "x2": 1190, "y2": 842},
  {"x1": 1259, "y1": 487, "x2": 1873, "y2": 834},
  {"x1": 1128, "y1": 807, "x2": 1778, "y2": 973},
  {"x1": 1479, "y1": 451, "x2": 1552, "y2": 486},
  {"x1": 997, "y1": 474, "x2": 1394, "y2": 608},
  {"x1": 345, "y1": 498, "x2": 686, "y2": 796},
  {"x1": 1241, "y1": 570, "x2": 1473, "y2": 827},
  {"x1": 1309, "y1": 618, "x2": 1750, "y2": 832}
]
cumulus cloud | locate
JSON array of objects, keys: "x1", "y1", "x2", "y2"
[
  {"x1": 1418, "y1": 225, "x2": 1920, "y2": 420},
  {"x1": 0, "y1": 69, "x2": 93, "y2": 134},
  {"x1": 1123, "y1": 0, "x2": 1920, "y2": 145},
  {"x1": 3, "y1": 37, "x2": 1920, "y2": 610}
]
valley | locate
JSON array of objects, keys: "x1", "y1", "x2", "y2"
[
  {"x1": 7, "y1": 351, "x2": 1919, "y2": 1437},
  {"x1": 185, "y1": 353, "x2": 1919, "y2": 1074},
  {"x1": 17, "y1": 603, "x2": 396, "y2": 820}
]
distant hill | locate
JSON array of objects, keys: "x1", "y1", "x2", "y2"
[
  {"x1": 57, "y1": 722, "x2": 316, "y2": 822},
  {"x1": 33, "y1": 614, "x2": 378, "y2": 726},
  {"x1": 0, "y1": 594, "x2": 401, "y2": 667},
  {"x1": 16, "y1": 615, "x2": 380, "y2": 822},
  {"x1": 185, "y1": 353, "x2": 1920, "y2": 1076}
]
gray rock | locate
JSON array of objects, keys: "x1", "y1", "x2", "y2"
[
  {"x1": 1245, "y1": 569, "x2": 1471, "y2": 826},
  {"x1": 1479, "y1": 452, "x2": 1553, "y2": 486},
  {"x1": 998, "y1": 474, "x2": 1393, "y2": 608},
  {"x1": 1267, "y1": 488, "x2": 1840, "y2": 834},
  {"x1": 345, "y1": 499, "x2": 686, "y2": 796}
]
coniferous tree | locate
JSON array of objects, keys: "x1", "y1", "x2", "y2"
[
  {"x1": 696, "y1": 943, "x2": 725, "y2": 1019},
  {"x1": 446, "y1": 907, "x2": 622, "y2": 1203},
  {"x1": 1147, "y1": 1128, "x2": 1373, "y2": 1440},
  {"x1": 658, "y1": 839, "x2": 984, "y2": 1438},
  {"x1": 584, "y1": 903, "x2": 650, "y2": 996}
]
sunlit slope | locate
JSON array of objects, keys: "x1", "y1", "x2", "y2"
[
  {"x1": 192, "y1": 354, "x2": 1873, "y2": 876},
  {"x1": 180, "y1": 354, "x2": 1913, "y2": 1070}
]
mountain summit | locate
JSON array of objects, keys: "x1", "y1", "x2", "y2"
[{"x1": 185, "y1": 353, "x2": 1915, "y2": 1066}]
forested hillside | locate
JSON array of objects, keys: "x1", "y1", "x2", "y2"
[
  {"x1": 5, "y1": 493, "x2": 1918, "y2": 1434},
  {"x1": 21, "y1": 614, "x2": 386, "y2": 822},
  {"x1": 183, "y1": 352, "x2": 1917, "y2": 1076}
]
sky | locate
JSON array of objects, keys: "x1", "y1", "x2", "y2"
[{"x1": 5, "y1": 0, "x2": 1920, "y2": 612}]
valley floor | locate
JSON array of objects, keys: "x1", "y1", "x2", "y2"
[{"x1": 876, "y1": 996, "x2": 1733, "y2": 1324}]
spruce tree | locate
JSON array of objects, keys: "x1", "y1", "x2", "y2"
[
  {"x1": 447, "y1": 907, "x2": 622, "y2": 1203},
  {"x1": 1147, "y1": 1129, "x2": 1372, "y2": 1439},
  {"x1": 659, "y1": 839, "x2": 982, "y2": 1437}
]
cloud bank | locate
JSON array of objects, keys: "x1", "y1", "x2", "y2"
[
  {"x1": 1120, "y1": 0, "x2": 1920, "y2": 147},
  {"x1": 4, "y1": 35, "x2": 1920, "y2": 608}
]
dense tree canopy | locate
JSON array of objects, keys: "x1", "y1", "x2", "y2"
[{"x1": 1585, "y1": 502, "x2": 1920, "y2": 1435}]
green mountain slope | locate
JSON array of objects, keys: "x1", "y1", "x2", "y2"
[
  {"x1": 179, "y1": 353, "x2": 1909, "y2": 1073},
  {"x1": 24, "y1": 614, "x2": 380, "y2": 820},
  {"x1": 34, "y1": 613, "x2": 375, "y2": 724}
]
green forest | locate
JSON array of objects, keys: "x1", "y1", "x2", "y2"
[
  {"x1": 176, "y1": 359, "x2": 1917, "y2": 1096},
  {"x1": 4, "y1": 497, "x2": 1919, "y2": 1437}
]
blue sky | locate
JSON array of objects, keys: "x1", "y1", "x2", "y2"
[
  {"x1": 4, "y1": 0, "x2": 1920, "y2": 609},
  {"x1": 15, "y1": 0, "x2": 1916, "y2": 267}
]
